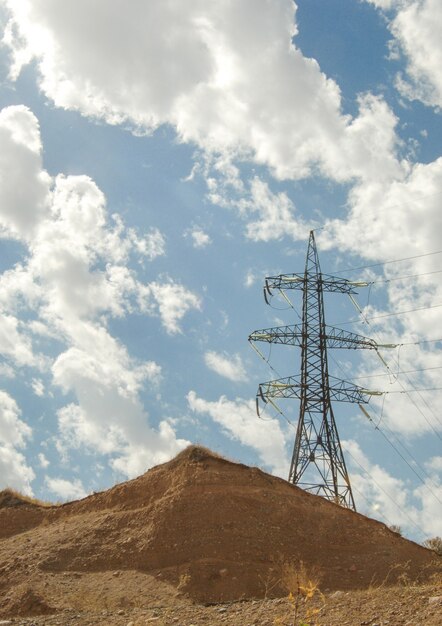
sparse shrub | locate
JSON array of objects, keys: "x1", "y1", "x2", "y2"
[
  {"x1": 177, "y1": 571, "x2": 191, "y2": 591},
  {"x1": 274, "y1": 561, "x2": 324, "y2": 626},
  {"x1": 423, "y1": 536, "x2": 442, "y2": 556},
  {"x1": 389, "y1": 524, "x2": 403, "y2": 536}
]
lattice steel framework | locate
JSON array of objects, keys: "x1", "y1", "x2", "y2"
[{"x1": 249, "y1": 231, "x2": 380, "y2": 510}]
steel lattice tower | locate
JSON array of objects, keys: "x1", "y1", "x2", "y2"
[{"x1": 249, "y1": 231, "x2": 381, "y2": 510}]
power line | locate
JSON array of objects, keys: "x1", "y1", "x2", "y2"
[
  {"x1": 344, "y1": 446, "x2": 428, "y2": 538},
  {"x1": 351, "y1": 365, "x2": 442, "y2": 380},
  {"x1": 327, "y1": 333, "x2": 442, "y2": 512},
  {"x1": 344, "y1": 294, "x2": 442, "y2": 437},
  {"x1": 334, "y1": 302, "x2": 442, "y2": 326},
  {"x1": 382, "y1": 386, "x2": 442, "y2": 394},
  {"x1": 333, "y1": 250, "x2": 442, "y2": 275},
  {"x1": 358, "y1": 404, "x2": 442, "y2": 507},
  {"x1": 370, "y1": 269, "x2": 442, "y2": 285},
  {"x1": 253, "y1": 347, "x2": 439, "y2": 535},
  {"x1": 399, "y1": 337, "x2": 442, "y2": 346}
]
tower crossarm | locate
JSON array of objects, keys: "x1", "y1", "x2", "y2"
[
  {"x1": 265, "y1": 273, "x2": 368, "y2": 295},
  {"x1": 249, "y1": 324, "x2": 379, "y2": 350},
  {"x1": 323, "y1": 326, "x2": 379, "y2": 349},
  {"x1": 249, "y1": 324, "x2": 303, "y2": 347},
  {"x1": 258, "y1": 375, "x2": 376, "y2": 404}
]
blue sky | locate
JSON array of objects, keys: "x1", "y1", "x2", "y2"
[{"x1": 0, "y1": 0, "x2": 441, "y2": 541}]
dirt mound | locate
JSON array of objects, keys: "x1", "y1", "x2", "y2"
[
  {"x1": 0, "y1": 585, "x2": 55, "y2": 617},
  {"x1": 0, "y1": 445, "x2": 439, "y2": 616}
]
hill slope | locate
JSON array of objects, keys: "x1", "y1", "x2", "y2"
[{"x1": 0, "y1": 445, "x2": 439, "y2": 616}]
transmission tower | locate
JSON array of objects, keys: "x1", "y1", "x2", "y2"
[{"x1": 249, "y1": 230, "x2": 382, "y2": 510}]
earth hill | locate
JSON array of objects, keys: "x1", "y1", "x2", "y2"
[{"x1": 0, "y1": 445, "x2": 439, "y2": 617}]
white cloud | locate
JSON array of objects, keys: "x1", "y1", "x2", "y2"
[
  {"x1": 187, "y1": 390, "x2": 288, "y2": 475},
  {"x1": 56, "y1": 401, "x2": 189, "y2": 479},
  {"x1": 129, "y1": 227, "x2": 166, "y2": 260},
  {"x1": 0, "y1": 390, "x2": 34, "y2": 494},
  {"x1": 38, "y1": 452, "x2": 49, "y2": 468},
  {"x1": 389, "y1": 0, "x2": 442, "y2": 108},
  {"x1": 240, "y1": 177, "x2": 309, "y2": 242},
  {"x1": 365, "y1": 0, "x2": 442, "y2": 108},
  {"x1": 344, "y1": 439, "x2": 442, "y2": 538},
  {"x1": 0, "y1": 445, "x2": 35, "y2": 495},
  {"x1": 138, "y1": 279, "x2": 201, "y2": 334},
  {"x1": 31, "y1": 378, "x2": 44, "y2": 397},
  {"x1": 45, "y1": 476, "x2": 87, "y2": 501},
  {"x1": 0, "y1": 104, "x2": 198, "y2": 477},
  {"x1": 427, "y1": 456, "x2": 442, "y2": 472},
  {"x1": 0, "y1": 389, "x2": 32, "y2": 447},
  {"x1": 316, "y1": 154, "x2": 442, "y2": 440},
  {"x1": 0, "y1": 105, "x2": 50, "y2": 239},
  {"x1": 204, "y1": 350, "x2": 248, "y2": 382},
  {"x1": 413, "y1": 478, "x2": 442, "y2": 537},
  {"x1": 0, "y1": 314, "x2": 36, "y2": 367},
  {"x1": 187, "y1": 226, "x2": 212, "y2": 249},
  {"x1": 1, "y1": 0, "x2": 406, "y2": 187},
  {"x1": 244, "y1": 270, "x2": 257, "y2": 288}
]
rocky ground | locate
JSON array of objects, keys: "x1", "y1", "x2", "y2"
[
  {"x1": 0, "y1": 446, "x2": 440, "y2": 625},
  {"x1": 0, "y1": 584, "x2": 441, "y2": 625}
]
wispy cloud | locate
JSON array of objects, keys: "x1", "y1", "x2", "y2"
[{"x1": 204, "y1": 350, "x2": 248, "y2": 382}]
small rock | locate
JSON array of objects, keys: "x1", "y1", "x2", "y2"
[
  {"x1": 0, "y1": 620, "x2": 12, "y2": 625},
  {"x1": 218, "y1": 606, "x2": 227, "y2": 613},
  {"x1": 428, "y1": 596, "x2": 442, "y2": 604},
  {"x1": 117, "y1": 608, "x2": 125, "y2": 615},
  {"x1": 126, "y1": 622, "x2": 134, "y2": 626}
]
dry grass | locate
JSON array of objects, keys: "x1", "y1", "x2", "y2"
[
  {"x1": 274, "y1": 561, "x2": 325, "y2": 626},
  {"x1": 0, "y1": 487, "x2": 54, "y2": 508}
]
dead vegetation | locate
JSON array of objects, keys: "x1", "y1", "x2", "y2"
[{"x1": 0, "y1": 487, "x2": 54, "y2": 509}]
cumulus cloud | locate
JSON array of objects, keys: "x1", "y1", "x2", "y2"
[
  {"x1": 129, "y1": 227, "x2": 166, "y2": 260},
  {"x1": 31, "y1": 378, "x2": 44, "y2": 397},
  {"x1": 2, "y1": 0, "x2": 406, "y2": 186},
  {"x1": 0, "y1": 445, "x2": 35, "y2": 495},
  {"x1": 186, "y1": 226, "x2": 212, "y2": 249},
  {"x1": 0, "y1": 314, "x2": 36, "y2": 367},
  {"x1": 2, "y1": 0, "x2": 426, "y2": 272},
  {"x1": 0, "y1": 105, "x2": 50, "y2": 239},
  {"x1": 204, "y1": 350, "x2": 248, "y2": 382},
  {"x1": 314, "y1": 153, "x2": 442, "y2": 440},
  {"x1": 366, "y1": 0, "x2": 442, "y2": 108},
  {"x1": 344, "y1": 439, "x2": 442, "y2": 538},
  {"x1": 45, "y1": 476, "x2": 87, "y2": 501},
  {"x1": 427, "y1": 456, "x2": 442, "y2": 472},
  {"x1": 0, "y1": 390, "x2": 34, "y2": 494},
  {"x1": 138, "y1": 279, "x2": 201, "y2": 335},
  {"x1": 0, "y1": 389, "x2": 31, "y2": 447},
  {"x1": 0, "y1": 104, "x2": 199, "y2": 477},
  {"x1": 187, "y1": 390, "x2": 288, "y2": 475},
  {"x1": 38, "y1": 452, "x2": 49, "y2": 468}
]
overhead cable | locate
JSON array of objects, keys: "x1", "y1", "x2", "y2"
[{"x1": 333, "y1": 249, "x2": 442, "y2": 275}]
